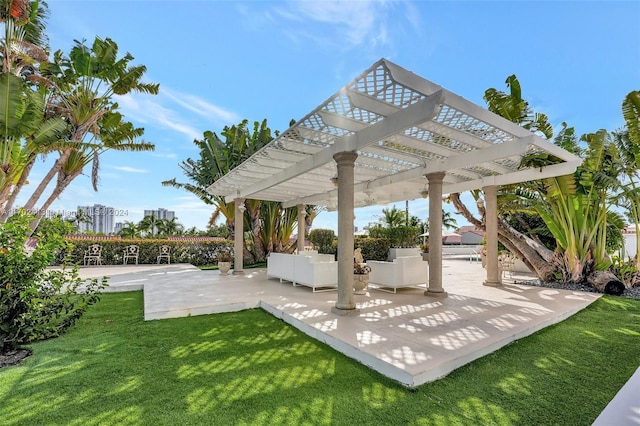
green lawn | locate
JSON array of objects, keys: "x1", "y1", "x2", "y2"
[{"x1": 1, "y1": 292, "x2": 639, "y2": 425}]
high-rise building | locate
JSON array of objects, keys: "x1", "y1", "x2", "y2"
[
  {"x1": 114, "y1": 222, "x2": 124, "y2": 234},
  {"x1": 77, "y1": 204, "x2": 115, "y2": 234},
  {"x1": 143, "y1": 208, "x2": 175, "y2": 221}
]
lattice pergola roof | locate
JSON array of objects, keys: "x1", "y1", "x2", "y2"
[{"x1": 207, "y1": 59, "x2": 581, "y2": 209}]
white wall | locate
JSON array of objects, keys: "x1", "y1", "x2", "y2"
[{"x1": 621, "y1": 233, "x2": 637, "y2": 260}]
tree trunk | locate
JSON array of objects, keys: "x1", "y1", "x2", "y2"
[
  {"x1": 23, "y1": 149, "x2": 72, "y2": 212},
  {"x1": 0, "y1": 154, "x2": 36, "y2": 221},
  {"x1": 450, "y1": 192, "x2": 558, "y2": 281},
  {"x1": 587, "y1": 271, "x2": 626, "y2": 296},
  {"x1": 29, "y1": 169, "x2": 80, "y2": 231}
]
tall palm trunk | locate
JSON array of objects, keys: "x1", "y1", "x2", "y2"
[
  {"x1": 0, "y1": 152, "x2": 38, "y2": 221},
  {"x1": 22, "y1": 148, "x2": 72, "y2": 211},
  {"x1": 29, "y1": 169, "x2": 80, "y2": 231}
]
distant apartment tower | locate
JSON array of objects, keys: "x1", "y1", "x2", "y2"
[
  {"x1": 77, "y1": 204, "x2": 114, "y2": 234},
  {"x1": 143, "y1": 208, "x2": 175, "y2": 221},
  {"x1": 114, "y1": 222, "x2": 124, "y2": 234}
]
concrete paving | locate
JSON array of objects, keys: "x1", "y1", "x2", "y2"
[{"x1": 75, "y1": 259, "x2": 603, "y2": 389}]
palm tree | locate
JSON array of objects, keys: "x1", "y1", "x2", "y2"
[
  {"x1": 442, "y1": 211, "x2": 458, "y2": 230},
  {"x1": 163, "y1": 119, "x2": 273, "y2": 222},
  {"x1": 613, "y1": 91, "x2": 640, "y2": 268},
  {"x1": 66, "y1": 207, "x2": 92, "y2": 233},
  {"x1": 164, "y1": 119, "x2": 320, "y2": 261},
  {"x1": 17, "y1": 37, "x2": 158, "y2": 230},
  {"x1": 118, "y1": 221, "x2": 140, "y2": 239},
  {"x1": 450, "y1": 75, "x2": 563, "y2": 279},
  {"x1": 380, "y1": 206, "x2": 406, "y2": 228},
  {"x1": 138, "y1": 213, "x2": 158, "y2": 238},
  {"x1": 452, "y1": 75, "x2": 628, "y2": 283},
  {"x1": 156, "y1": 217, "x2": 183, "y2": 237},
  {"x1": 0, "y1": 1, "x2": 69, "y2": 219}
]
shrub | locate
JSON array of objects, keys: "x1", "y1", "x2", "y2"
[
  {"x1": 367, "y1": 224, "x2": 420, "y2": 248},
  {"x1": 58, "y1": 239, "x2": 234, "y2": 266},
  {"x1": 0, "y1": 211, "x2": 106, "y2": 353},
  {"x1": 354, "y1": 238, "x2": 390, "y2": 261},
  {"x1": 308, "y1": 229, "x2": 335, "y2": 254}
]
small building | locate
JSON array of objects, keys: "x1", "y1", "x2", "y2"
[{"x1": 458, "y1": 226, "x2": 485, "y2": 245}]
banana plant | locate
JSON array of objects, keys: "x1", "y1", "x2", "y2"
[
  {"x1": 21, "y1": 37, "x2": 158, "y2": 221},
  {"x1": 534, "y1": 130, "x2": 621, "y2": 281}
]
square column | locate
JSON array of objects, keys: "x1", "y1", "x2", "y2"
[
  {"x1": 233, "y1": 198, "x2": 245, "y2": 275},
  {"x1": 297, "y1": 204, "x2": 306, "y2": 254},
  {"x1": 425, "y1": 172, "x2": 448, "y2": 298},
  {"x1": 331, "y1": 151, "x2": 359, "y2": 316},
  {"x1": 483, "y1": 185, "x2": 501, "y2": 287}
]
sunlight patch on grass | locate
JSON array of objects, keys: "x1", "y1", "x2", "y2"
[
  {"x1": 169, "y1": 339, "x2": 227, "y2": 358},
  {"x1": 5, "y1": 391, "x2": 68, "y2": 425},
  {"x1": 20, "y1": 360, "x2": 87, "y2": 386},
  {"x1": 111, "y1": 376, "x2": 142, "y2": 394},
  {"x1": 496, "y1": 373, "x2": 531, "y2": 396},
  {"x1": 240, "y1": 397, "x2": 334, "y2": 426},
  {"x1": 186, "y1": 361, "x2": 336, "y2": 412},
  {"x1": 615, "y1": 327, "x2": 640, "y2": 336},
  {"x1": 361, "y1": 382, "x2": 405, "y2": 408},
  {"x1": 457, "y1": 397, "x2": 518, "y2": 426},
  {"x1": 1, "y1": 293, "x2": 639, "y2": 425},
  {"x1": 66, "y1": 406, "x2": 143, "y2": 426}
]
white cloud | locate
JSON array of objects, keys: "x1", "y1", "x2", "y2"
[
  {"x1": 114, "y1": 86, "x2": 239, "y2": 143},
  {"x1": 112, "y1": 166, "x2": 149, "y2": 173},
  {"x1": 276, "y1": 0, "x2": 397, "y2": 50},
  {"x1": 161, "y1": 87, "x2": 241, "y2": 124},
  {"x1": 115, "y1": 93, "x2": 202, "y2": 141},
  {"x1": 151, "y1": 152, "x2": 178, "y2": 159}
]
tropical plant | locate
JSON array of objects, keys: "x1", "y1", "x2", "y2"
[
  {"x1": 66, "y1": 207, "x2": 92, "y2": 232},
  {"x1": 0, "y1": 210, "x2": 106, "y2": 353},
  {"x1": 35, "y1": 213, "x2": 74, "y2": 236},
  {"x1": 0, "y1": 1, "x2": 69, "y2": 220},
  {"x1": 164, "y1": 119, "x2": 321, "y2": 262},
  {"x1": 483, "y1": 74, "x2": 553, "y2": 139},
  {"x1": 118, "y1": 221, "x2": 140, "y2": 239},
  {"x1": 451, "y1": 75, "x2": 628, "y2": 284},
  {"x1": 614, "y1": 91, "x2": 640, "y2": 269},
  {"x1": 379, "y1": 206, "x2": 406, "y2": 228},
  {"x1": 138, "y1": 213, "x2": 158, "y2": 238},
  {"x1": 156, "y1": 217, "x2": 184, "y2": 237},
  {"x1": 10, "y1": 37, "x2": 158, "y2": 230}
]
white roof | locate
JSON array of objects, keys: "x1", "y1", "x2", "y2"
[{"x1": 207, "y1": 59, "x2": 581, "y2": 209}]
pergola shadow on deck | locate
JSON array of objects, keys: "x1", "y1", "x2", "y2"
[
  {"x1": 125, "y1": 261, "x2": 600, "y2": 388},
  {"x1": 206, "y1": 58, "x2": 582, "y2": 316}
]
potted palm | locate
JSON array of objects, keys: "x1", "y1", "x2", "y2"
[{"x1": 217, "y1": 251, "x2": 233, "y2": 276}]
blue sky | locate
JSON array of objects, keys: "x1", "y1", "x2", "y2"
[{"x1": 23, "y1": 0, "x2": 640, "y2": 232}]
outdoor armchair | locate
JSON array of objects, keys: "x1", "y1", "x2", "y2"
[
  {"x1": 83, "y1": 244, "x2": 103, "y2": 266},
  {"x1": 123, "y1": 245, "x2": 140, "y2": 265}
]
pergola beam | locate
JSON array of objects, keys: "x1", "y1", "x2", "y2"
[
  {"x1": 223, "y1": 90, "x2": 445, "y2": 202},
  {"x1": 282, "y1": 136, "x2": 531, "y2": 207}
]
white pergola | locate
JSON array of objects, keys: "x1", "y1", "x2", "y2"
[{"x1": 207, "y1": 59, "x2": 581, "y2": 316}]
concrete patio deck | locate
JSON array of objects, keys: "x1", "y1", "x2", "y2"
[{"x1": 77, "y1": 259, "x2": 600, "y2": 389}]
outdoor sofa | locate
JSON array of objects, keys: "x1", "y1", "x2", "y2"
[
  {"x1": 367, "y1": 256, "x2": 429, "y2": 293},
  {"x1": 267, "y1": 252, "x2": 338, "y2": 292}
]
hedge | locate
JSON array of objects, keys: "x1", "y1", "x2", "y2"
[
  {"x1": 325, "y1": 237, "x2": 391, "y2": 262},
  {"x1": 57, "y1": 239, "x2": 234, "y2": 267}
]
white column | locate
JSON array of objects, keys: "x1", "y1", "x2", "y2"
[
  {"x1": 331, "y1": 151, "x2": 359, "y2": 316},
  {"x1": 297, "y1": 204, "x2": 306, "y2": 254},
  {"x1": 483, "y1": 185, "x2": 501, "y2": 286},
  {"x1": 425, "y1": 172, "x2": 448, "y2": 298},
  {"x1": 233, "y1": 198, "x2": 244, "y2": 275}
]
